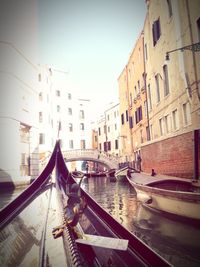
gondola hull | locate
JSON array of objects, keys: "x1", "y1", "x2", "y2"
[{"x1": 55, "y1": 143, "x2": 171, "y2": 267}]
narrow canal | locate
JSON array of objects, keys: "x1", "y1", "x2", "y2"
[
  {"x1": 81, "y1": 176, "x2": 200, "y2": 267},
  {"x1": 1, "y1": 176, "x2": 200, "y2": 267}
]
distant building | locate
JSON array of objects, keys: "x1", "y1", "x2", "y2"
[
  {"x1": 38, "y1": 68, "x2": 92, "y2": 166},
  {"x1": 91, "y1": 122, "x2": 98, "y2": 150},
  {"x1": 96, "y1": 102, "x2": 120, "y2": 157}
]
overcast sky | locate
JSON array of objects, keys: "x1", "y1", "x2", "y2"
[{"x1": 38, "y1": 0, "x2": 147, "y2": 119}]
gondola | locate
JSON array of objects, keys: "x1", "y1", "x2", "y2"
[
  {"x1": 55, "y1": 141, "x2": 171, "y2": 267},
  {"x1": 0, "y1": 141, "x2": 171, "y2": 267}
]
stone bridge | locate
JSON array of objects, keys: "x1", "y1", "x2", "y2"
[{"x1": 62, "y1": 149, "x2": 119, "y2": 170}]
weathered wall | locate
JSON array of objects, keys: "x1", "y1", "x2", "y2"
[{"x1": 141, "y1": 130, "x2": 200, "y2": 179}]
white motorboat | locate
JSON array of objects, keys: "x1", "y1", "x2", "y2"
[{"x1": 127, "y1": 171, "x2": 200, "y2": 221}]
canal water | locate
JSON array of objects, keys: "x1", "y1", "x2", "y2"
[
  {"x1": 0, "y1": 176, "x2": 200, "y2": 267},
  {"x1": 81, "y1": 176, "x2": 200, "y2": 267}
]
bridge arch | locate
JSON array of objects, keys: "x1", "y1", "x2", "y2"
[{"x1": 62, "y1": 149, "x2": 119, "y2": 170}]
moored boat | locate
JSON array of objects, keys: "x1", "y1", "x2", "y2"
[
  {"x1": 115, "y1": 166, "x2": 136, "y2": 182},
  {"x1": 105, "y1": 168, "x2": 116, "y2": 182},
  {"x1": 71, "y1": 170, "x2": 85, "y2": 179},
  {"x1": 115, "y1": 166, "x2": 129, "y2": 182},
  {"x1": 126, "y1": 171, "x2": 200, "y2": 222}
]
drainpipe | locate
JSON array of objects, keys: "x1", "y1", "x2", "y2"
[
  {"x1": 142, "y1": 33, "x2": 150, "y2": 141},
  {"x1": 193, "y1": 129, "x2": 199, "y2": 181},
  {"x1": 104, "y1": 111, "x2": 108, "y2": 153},
  {"x1": 125, "y1": 65, "x2": 134, "y2": 163},
  {"x1": 185, "y1": 0, "x2": 200, "y2": 100}
]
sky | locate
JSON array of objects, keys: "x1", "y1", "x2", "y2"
[{"x1": 38, "y1": 0, "x2": 147, "y2": 119}]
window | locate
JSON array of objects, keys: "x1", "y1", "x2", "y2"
[
  {"x1": 56, "y1": 90, "x2": 60, "y2": 96},
  {"x1": 80, "y1": 110, "x2": 84, "y2": 119},
  {"x1": 164, "y1": 115, "x2": 170, "y2": 133},
  {"x1": 148, "y1": 84, "x2": 152, "y2": 110},
  {"x1": 98, "y1": 127, "x2": 101, "y2": 136},
  {"x1": 108, "y1": 126, "x2": 110, "y2": 132},
  {"x1": 68, "y1": 93, "x2": 72, "y2": 100},
  {"x1": 39, "y1": 92, "x2": 43, "y2": 101},
  {"x1": 107, "y1": 141, "x2": 111, "y2": 151},
  {"x1": 152, "y1": 18, "x2": 161, "y2": 46},
  {"x1": 39, "y1": 112, "x2": 43, "y2": 123},
  {"x1": 159, "y1": 118, "x2": 164, "y2": 136},
  {"x1": 121, "y1": 113, "x2": 124, "y2": 125},
  {"x1": 115, "y1": 139, "x2": 119, "y2": 149},
  {"x1": 80, "y1": 123, "x2": 84, "y2": 130},
  {"x1": 135, "y1": 106, "x2": 143, "y2": 124},
  {"x1": 80, "y1": 140, "x2": 86, "y2": 149},
  {"x1": 39, "y1": 133, "x2": 45, "y2": 145},
  {"x1": 183, "y1": 102, "x2": 191, "y2": 125},
  {"x1": 68, "y1": 108, "x2": 72, "y2": 115},
  {"x1": 146, "y1": 126, "x2": 150, "y2": 141},
  {"x1": 172, "y1": 109, "x2": 179, "y2": 130},
  {"x1": 150, "y1": 124, "x2": 153, "y2": 140},
  {"x1": 57, "y1": 105, "x2": 61, "y2": 112},
  {"x1": 107, "y1": 114, "x2": 110, "y2": 121},
  {"x1": 155, "y1": 74, "x2": 160, "y2": 103},
  {"x1": 114, "y1": 123, "x2": 117, "y2": 130},
  {"x1": 129, "y1": 116, "x2": 133, "y2": 129},
  {"x1": 69, "y1": 123, "x2": 73, "y2": 132},
  {"x1": 144, "y1": 43, "x2": 148, "y2": 61},
  {"x1": 163, "y1": 65, "x2": 170, "y2": 96},
  {"x1": 126, "y1": 110, "x2": 129, "y2": 121},
  {"x1": 38, "y1": 73, "x2": 41, "y2": 82},
  {"x1": 69, "y1": 140, "x2": 74, "y2": 149},
  {"x1": 99, "y1": 143, "x2": 102, "y2": 151},
  {"x1": 104, "y1": 142, "x2": 107, "y2": 152},
  {"x1": 167, "y1": 0, "x2": 173, "y2": 18}
]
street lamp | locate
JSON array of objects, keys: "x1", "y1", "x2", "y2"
[{"x1": 166, "y1": 41, "x2": 200, "y2": 60}]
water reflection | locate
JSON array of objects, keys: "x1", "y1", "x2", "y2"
[
  {"x1": 0, "y1": 187, "x2": 66, "y2": 267},
  {"x1": 0, "y1": 187, "x2": 27, "y2": 210},
  {"x1": 81, "y1": 176, "x2": 200, "y2": 267}
]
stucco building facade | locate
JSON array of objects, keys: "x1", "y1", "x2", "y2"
[{"x1": 118, "y1": 0, "x2": 200, "y2": 178}]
